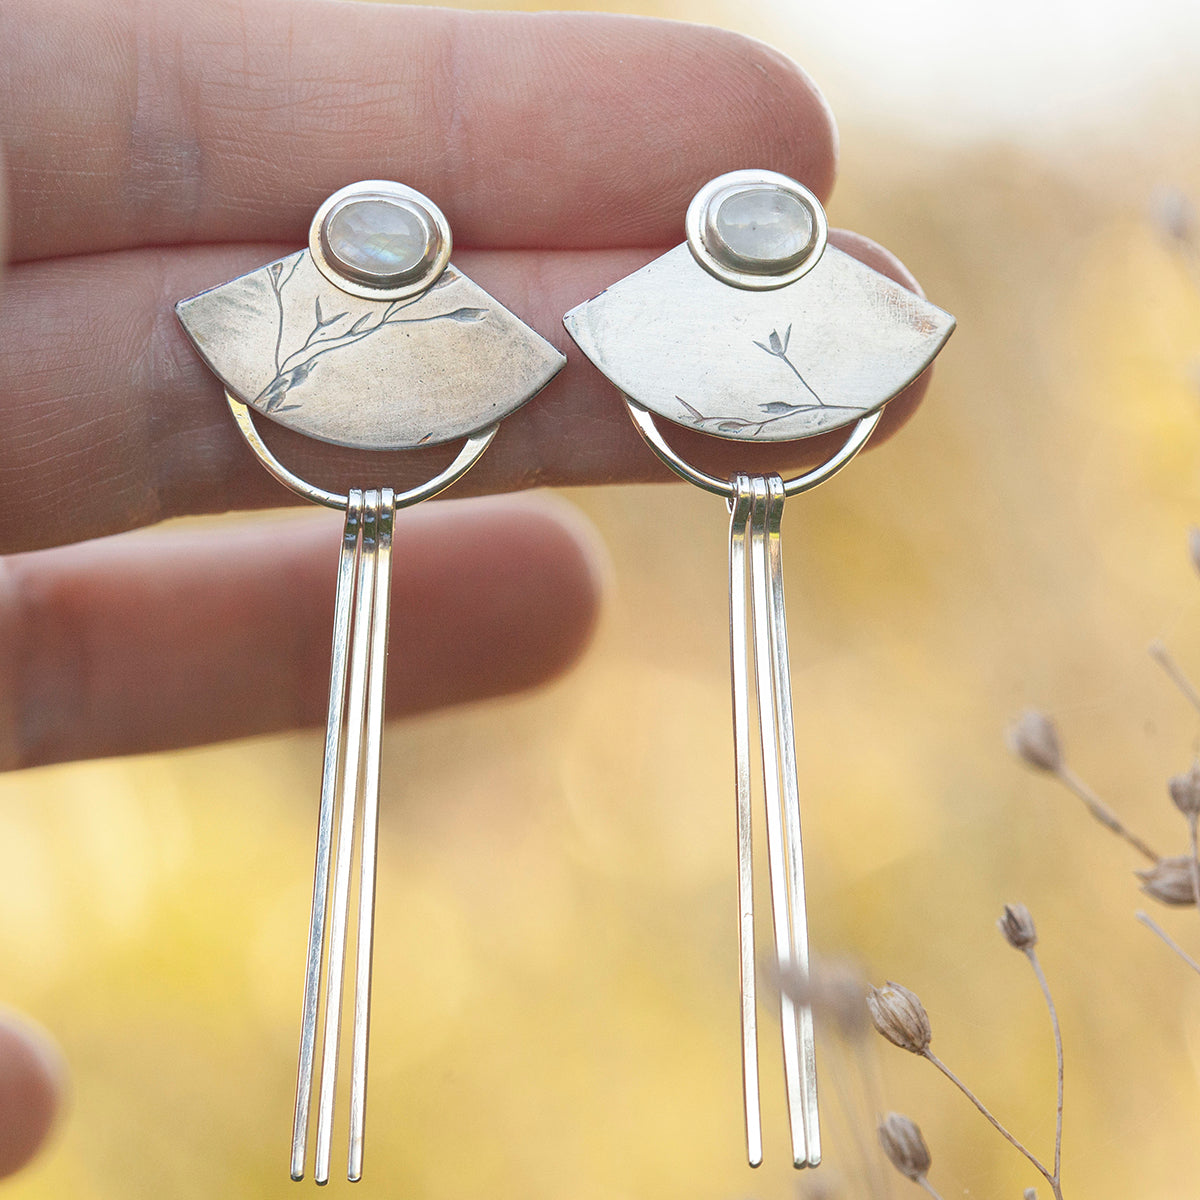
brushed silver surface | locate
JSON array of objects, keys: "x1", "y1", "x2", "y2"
[
  {"x1": 177, "y1": 251, "x2": 564, "y2": 451},
  {"x1": 564, "y1": 242, "x2": 954, "y2": 442}
]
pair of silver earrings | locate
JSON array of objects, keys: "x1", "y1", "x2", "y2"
[{"x1": 176, "y1": 172, "x2": 954, "y2": 1184}]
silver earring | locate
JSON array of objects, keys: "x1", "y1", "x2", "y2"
[
  {"x1": 176, "y1": 180, "x2": 565, "y2": 1184},
  {"x1": 564, "y1": 169, "x2": 954, "y2": 1169}
]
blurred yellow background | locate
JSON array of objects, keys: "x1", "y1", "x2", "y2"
[{"x1": 5, "y1": 0, "x2": 1200, "y2": 1196}]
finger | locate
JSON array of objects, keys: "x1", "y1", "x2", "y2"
[
  {"x1": 0, "y1": 495, "x2": 604, "y2": 770},
  {"x1": 0, "y1": 1015, "x2": 63, "y2": 1179},
  {"x1": 0, "y1": 234, "x2": 930, "y2": 552},
  {"x1": 2, "y1": 0, "x2": 836, "y2": 261}
]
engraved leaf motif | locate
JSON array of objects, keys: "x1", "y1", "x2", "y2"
[
  {"x1": 676, "y1": 397, "x2": 704, "y2": 420},
  {"x1": 760, "y1": 401, "x2": 805, "y2": 415},
  {"x1": 288, "y1": 359, "x2": 318, "y2": 387},
  {"x1": 768, "y1": 329, "x2": 784, "y2": 355},
  {"x1": 250, "y1": 262, "x2": 496, "y2": 420},
  {"x1": 313, "y1": 296, "x2": 348, "y2": 328}
]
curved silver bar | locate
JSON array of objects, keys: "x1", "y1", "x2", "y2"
[
  {"x1": 226, "y1": 392, "x2": 498, "y2": 510},
  {"x1": 625, "y1": 398, "x2": 882, "y2": 499}
]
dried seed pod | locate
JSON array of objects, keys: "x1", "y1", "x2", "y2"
[
  {"x1": 1137, "y1": 855, "x2": 1198, "y2": 906},
  {"x1": 1007, "y1": 711, "x2": 1063, "y2": 773},
  {"x1": 998, "y1": 903, "x2": 1038, "y2": 951},
  {"x1": 867, "y1": 981, "x2": 932, "y2": 1054},
  {"x1": 1169, "y1": 763, "x2": 1200, "y2": 819},
  {"x1": 1024, "y1": 1190, "x2": 1039, "y2": 1200},
  {"x1": 1189, "y1": 527, "x2": 1200, "y2": 577},
  {"x1": 877, "y1": 1112, "x2": 932, "y2": 1182}
]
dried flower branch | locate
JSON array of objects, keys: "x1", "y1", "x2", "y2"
[
  {"x1": 877, "y1": 1113, "x2": 942, "y2": 1197},
  {"x1": 1008, "y1": 711, "x2": 1062, "y2": 773},
  {"x1": 870, "y1": 968, "x2": 1064, "y2": 1199},
  {"x1": 1137, "y1": 855, "x2": 1198, "y2": 906},
  {"x1": 1148, "y1": 640, "x2": 1200, "y2": 717},
  {"x1": 1189, "y1": 527, "x2": 1200, "y2": 577},
  {"x1": 1136, "y1": 910, "x2": 1200, "y2": 977},
  {"x1": 1008, "y1": 711, "x2": 1159, "y2": 862},
  {"x1": 1169, "y1": 763, "x2": 1200, "y2": 819},
  {"x1": 783, "y1": 961, "x2": 894, "y2": 1199},
  {"x1": 998, "y1": 903, "x2": 1038, "y2": 951},
  {"x1": 998, "y1": 905, "x2": 1064, "y2": 1193},
  {"x1": 867, "y1": 983, "x2": 931, "y2": 1055}
]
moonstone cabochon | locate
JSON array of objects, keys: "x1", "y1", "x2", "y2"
[
  {"x1": 563, "y1": 243, "x2": 955, "y2": 442},
  {"x1": 176, "y1": 251, "x2": 565, "y2": 451}
]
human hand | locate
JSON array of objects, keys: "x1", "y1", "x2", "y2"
[
  {"x1": 0, "y1": 0, "x2": 931, "y2": 773},
  {"x1": 0, "y1": 0, "x2": 937, "y2": 1175}
]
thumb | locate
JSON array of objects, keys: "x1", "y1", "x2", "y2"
[{"x1": 0, "y1": 1013, "x2": 65, "y2": 1178}]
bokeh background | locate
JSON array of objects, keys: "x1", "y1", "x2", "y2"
[{"x1": 4, "y1": 0, "x2": 1200, "y2": 1196}]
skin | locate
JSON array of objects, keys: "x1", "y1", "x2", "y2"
[{"x1": 0, "y1": 0, "x2": 933, "y2": 1173}]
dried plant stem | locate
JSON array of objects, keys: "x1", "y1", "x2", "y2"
[
  {"x1": 917, "y1": 1177, "x2": 946, "y2": 1200},
  {"x1": 1137, "y1": 910, "x2": 1200, "y2": 977},
  {"x1": 1149, "y1": 640, "x2": 1200, "y2": 717},
  {"x1": 1189, "y1": 815, "x2": 1200, "y2": 909},
  {"x1": 826, "y1": 1044, "x2": 893, "y2": 1200},
  {"x1": 856, "y1": 1043, "x2": 897, "y2": 1200},
  {"x1": 922, "y1": 1050, "x2": 1060, "y2": 1198},
  {"x1": 1026, "y1": 949, "x2": 1064, "y2": 1189},
  {"x1": 1054, "y1": 764, "x2": 1159, "y2": 862}
]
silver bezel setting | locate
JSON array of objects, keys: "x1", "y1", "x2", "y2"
[
  {"x1": 685, "y1": 169, "x2": 828, "y2": 291},
  {"x1": 309, "y1": 180, "x2": 452, "y2": 301}
]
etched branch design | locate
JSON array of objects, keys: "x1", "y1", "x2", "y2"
[
  {"x1": 255, "y1": 262, "x2": 486, "y2": 413},
  {"x1": 679, "y1": 323, "x2": 863, "y2": 436}
]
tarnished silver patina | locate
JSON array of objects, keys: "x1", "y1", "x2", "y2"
[
  {"x1": 176, "y1": 181, "x2": 565, "y2": 1186},
  {"x1": 564, "y1": 169, "x2": 955, "y2": 1173}
]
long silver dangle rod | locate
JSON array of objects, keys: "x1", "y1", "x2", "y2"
[
  {"x1": 762, "y1": 473, "x2": 819, "y2": 1165},
  {"x1": 728, "y1": 475, "x2": 762, "y2": 1168},
  {"x1": 315, "y1": 488, "x2": 388, "y2": 1185},
  {"x1": 292, "y1": 489, "x2": 365, "y2": 1181},
  {"x1": 288, "y1": 487, "x2": 395, "y2": 1185},
  {"x1": 348, "y1": 487, "x2": 395, "y2": 1183},
  {"x1": 747, "y1": 475, "x2": 819, "y2": 1169}
]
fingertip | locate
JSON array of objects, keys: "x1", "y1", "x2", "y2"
[
  {"x1": 729, "y1": 33, "x2": 839, "y2": 201},
  {"x1": 0, "y1": 1013, "x2": 66, "y2": 1178},
  {"x1": 826, "y1": 228, "x2": 936, "y2": 447},
  {"x1": 829, "y1": 227, "x2": 925, "y2": 296}
]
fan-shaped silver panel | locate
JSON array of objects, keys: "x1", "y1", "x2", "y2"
[
  {"x1": 563, "y1": 244, "x2": 954, "y2": 441},
  {"x1": 177, "y1": 251, "x2": 565, "y2": 451}
]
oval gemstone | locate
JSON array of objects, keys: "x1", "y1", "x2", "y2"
[
  {"x1": 710, "y1": 186, "x2": 814, "y2": 272},
  {"x1": 322, "y1": 198, "x2": 435, "y2": 285}
]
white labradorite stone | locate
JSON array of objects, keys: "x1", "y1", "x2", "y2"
[
  {"x1": 710, "y1": 186, "x2": 814, "y2": 272},
  {"x1": 323, "y1": 198, "x2": 435, "y2": 284}
]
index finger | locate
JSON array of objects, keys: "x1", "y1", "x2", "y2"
[{"x1": 2, "y1": 0, "x2": 838, "y2": 262}]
